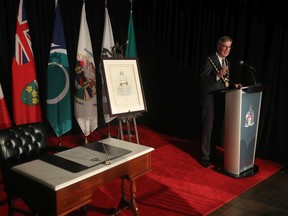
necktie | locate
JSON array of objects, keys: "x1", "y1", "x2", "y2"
[
  {"x1": 221, "y1": 59, "x2": 229, "y2": 87},
  {"x1": 222, "y1": 58, "x2": 226, "y2": 67}
]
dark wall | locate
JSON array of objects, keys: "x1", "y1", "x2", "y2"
[{"x1": 0, "y1": 0, "x2": 288, "y2": 165}]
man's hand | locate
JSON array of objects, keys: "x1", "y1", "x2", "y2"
[
  {"x1": 219, "y1": 66, "x2": 229, "y2": 77},
  {"x1": 234, "y1": 83, "x2": 242, "y2": 88}
]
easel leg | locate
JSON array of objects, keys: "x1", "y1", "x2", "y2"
[
  {"x1": 118, "y1": 120, "x2": 124, "y2": 140},
  {"x1": 117, "y1": 113, "x2": 141, "y2": 144},
  {"x1": 133, "y1": 117, "x2": 139, "y2": 144},
  {"x1": 126, "y1": 120, "x2": 131, "y2": 142}
]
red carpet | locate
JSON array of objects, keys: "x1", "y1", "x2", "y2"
[{"x1": 0, "y1": 124, "x2": 281, "y2": 215}]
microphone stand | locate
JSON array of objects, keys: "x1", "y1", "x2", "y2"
[
  {"x1": 248, "y1": 68, "x2": 258, "y2": 86},
  {"x1": 239, "y1": 61, "x2": 258, "y2": 86}
]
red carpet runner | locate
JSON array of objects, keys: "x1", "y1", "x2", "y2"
[{"x1": 0, "y1": 124, "x2": 281, "y2": 215}]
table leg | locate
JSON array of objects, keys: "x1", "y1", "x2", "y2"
[
  {"x1": 118, "y1": 177, "x2": 129, "y2": 209},
  {"x1": 118, "y1": 178, "x2": 139, "y2": 216},
  {"x1": 130, "y1": 180, "x2": 139, "y2": 216}
]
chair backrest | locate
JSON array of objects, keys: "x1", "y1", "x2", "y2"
[
  {"x1": 0, "y1": 122, "x2": 48, "y2": 167},
  {"x1": 0, "y1": 123, "x2": 70, "y2": 216}
]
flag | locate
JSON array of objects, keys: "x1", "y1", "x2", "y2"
[
  {"x1": 0, "y1": 83, "x2": 12, "y2": 130},
  {"x1": 12, "y1": 0, "x2": 42, "y2": 125},
  {"x1": 125, "y1": 9, "x2": 137, "y2": 57},
  {"x1": 74, "y1": 2, "x2": 98, "y2": 137},
  {"x1": 101, "y1": 7, "x2": 116, "y2": 123},
  {"x1": 46, "y1": 1, "x2": 72, "y2": 137}
]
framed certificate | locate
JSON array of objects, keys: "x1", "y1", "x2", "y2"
[{"x1": 101, "y1": 58, "x2": 147, "y2": 116}]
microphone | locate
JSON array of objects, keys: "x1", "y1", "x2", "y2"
[
  {"x1": 239, "y1": 60, "x2": 256, "y2": 71},
  {"x1": 239, "y1": 60, "x2": 257, "y2": 85}
]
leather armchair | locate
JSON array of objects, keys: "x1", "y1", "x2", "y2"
[{"x1": 0, "y1": 122, "x2": 69, "y2": 216}]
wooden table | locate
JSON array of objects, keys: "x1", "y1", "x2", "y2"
[{"x1": 11, "y1": 137, "x2": 154, "y2": 216}]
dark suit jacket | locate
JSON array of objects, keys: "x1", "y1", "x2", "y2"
[{"x1": 199, "y1": 53, "x2": 233, "y2": 106}]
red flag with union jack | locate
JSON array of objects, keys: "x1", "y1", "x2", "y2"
[{"x1": 12, "y1": 0, "x2": 42, "y2": 125}]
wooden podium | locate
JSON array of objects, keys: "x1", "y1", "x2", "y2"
[{"x1": 215, "y1": 85, "x2": 264, "y2": 178}]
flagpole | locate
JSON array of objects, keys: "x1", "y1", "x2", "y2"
[
  {"x1": 101, "y1": 2, "x2": 117, "y2": 137},
  {"x1": 107, "y1": 121, "x2": 111, "y2": 137},
  {"x1": 58, "y1": 136, "x2": 62, "y2": 146},
  {"x1": 130, "y1": 0, "x2": 133, "y2": 11}
]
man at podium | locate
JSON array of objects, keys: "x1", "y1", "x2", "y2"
[{"x1": 199, "y1": 35, "x2": 241, "y2": 168}]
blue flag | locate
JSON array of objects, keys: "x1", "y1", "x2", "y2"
[{"x1": 46, "y1": 2, "x2": 72, "y2": 137}]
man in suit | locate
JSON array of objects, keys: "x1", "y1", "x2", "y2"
[{"x1": 199, "y1": 35, "x2": 241, "y2": 168}]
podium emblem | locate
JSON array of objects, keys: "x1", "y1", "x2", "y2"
[{"x1": 245, "y1": 105, "x2": 254, "y2": 127}]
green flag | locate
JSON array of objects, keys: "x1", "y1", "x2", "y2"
[
  {"x1": 125, "y1": 10, "x2": 137, "y2": 57},
  {"x1": 47, "y1": 2, "x2": 72, "y2": 137}
]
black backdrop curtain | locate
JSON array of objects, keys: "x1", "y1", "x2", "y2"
[{"x1": 0, "y1": 0, "x2": 288, "y2": 165}]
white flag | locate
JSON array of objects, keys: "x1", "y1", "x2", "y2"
[
  {"x1": 74, "y1": 2, "x2": 97, "y2": 136},
  {"x1": 0, "y1": 83, "x2": 12, "y2": 130},
  {"x1": 101, "y1": 7, "x2": 116, "y2": 123}
]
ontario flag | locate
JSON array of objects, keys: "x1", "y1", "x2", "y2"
[
  {"x1": 0, "y1": 83, "x2": 12, "y2": 130},
  {"x1": 46, "y1": 1, "x2": 72, "y2": 137},
  {"x1": 74, "y1": 2, "x2": 98, "y2": 137},
  {"x1": 100, "y1": 6, "x2": 116, "y2": 124},
  {"x1": 12, "y1": 0, "x2": 42, "y2": 125}
]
